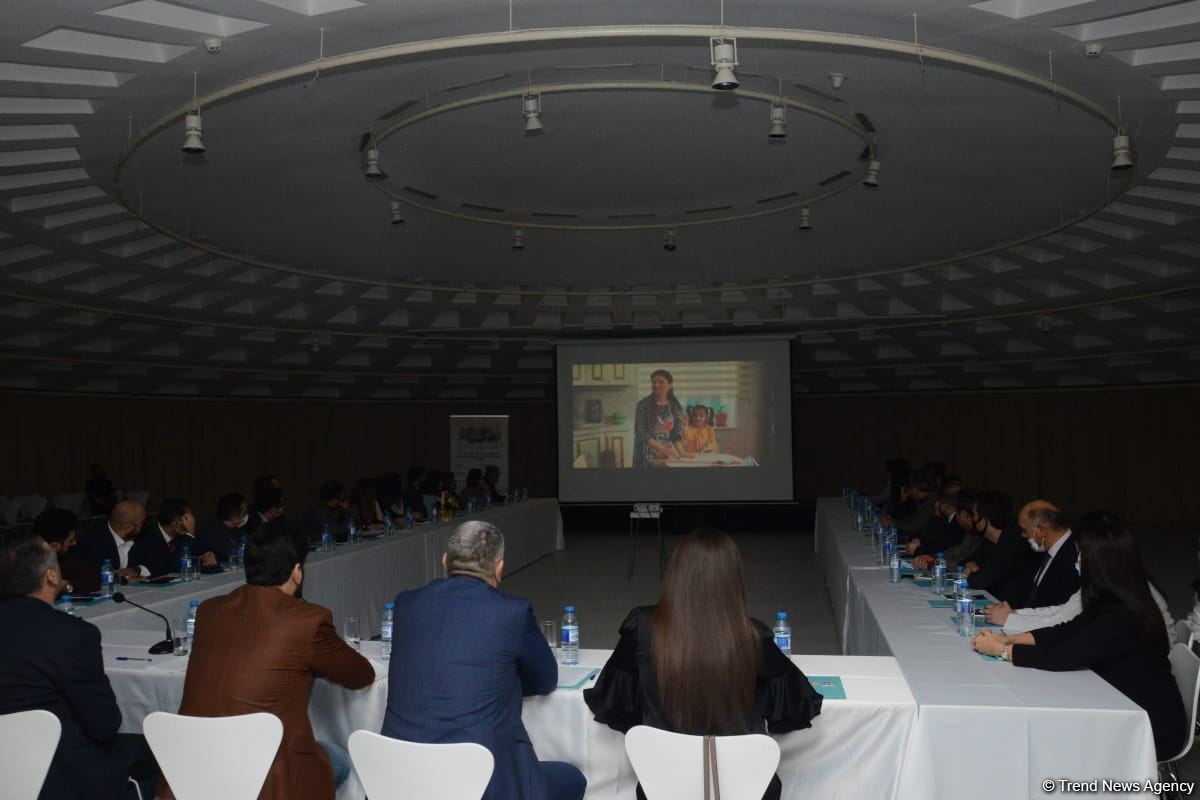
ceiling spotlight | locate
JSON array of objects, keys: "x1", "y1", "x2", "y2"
[
  {"x1": 710, "y1": 38, "x2": 739, "y2": 91},
  {"x1": 1084, "y1": 42, "x2": 1104, "y2": 58},
  {"x1": 798, "y1": 206, "x2": 812, "y2": 230},
  {"x1": 768, "y1": 102, "x2": 787, "y2": 141},
  {"x1": 512, "y1": 227, "x2": 525, "y2": 249},
  {"x1": 389, "y1": 198, "x2": 404, "y2": 226},
  {"x1": 364, "y1": 146, "x2": 386, "y2": 179},
  {"x1": 203, "y1": 37, "x2": 223, "y2": 54},
  {"x1": 310, "y1": 336, "x2": 321, "y2": 353},
  {"x1": 863, "y1": 160, "x2": 881, "y2": 188},
  {"x1": 664, "y1": 229, "x2": 677, "y2": 251},
  {"x1": 1111, "y1": 129, "x2": 1134, "y2": 170},
  {"x1": 522, "y1": 94, "x2": 544, "y2": 136},
  {"x1": 829, "y1": 72, "x2": 848, "y2": 90},
  {"x1": 181, "y1": 110, "x2": 205, "y2": 153},
  {"x1": 1038, "y1": 315, "x2": 1052, "y2": 334}
]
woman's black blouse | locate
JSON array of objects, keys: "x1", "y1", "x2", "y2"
[{"x1": 583, "y1": 606, "x2": 823, "y2": 736}]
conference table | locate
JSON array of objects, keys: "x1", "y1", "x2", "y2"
[
  {"x1": 103, "y1": 630, "x2": 918, "y2": 800},
  {"x1": 815, "y1": 498, "x2": 1161, "y2": 799},
  {"x1": 75, "y1": 498, "x2": 563, "y2": 638}
]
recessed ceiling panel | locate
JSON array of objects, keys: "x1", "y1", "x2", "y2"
[
  {"x1": 97, "y1": 1, "x2": 269, "y2": 36},
  {"x1": 23, "y1": 29, "x2": 193, "y2": 63}
]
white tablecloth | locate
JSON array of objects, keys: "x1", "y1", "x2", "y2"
[
  {"x1": 103, "y1": 635, "x2": 917, "y2": 800},
  {"x1": 816, "y1": 498, "x2": 1161, "y2": 799},
  {"x1": 76, "y1": 499, "x2": 562, "y2": 637}
]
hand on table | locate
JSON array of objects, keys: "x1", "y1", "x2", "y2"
[
  {"x1": 913, "y1": 555, "x2": 934, "y2": 570},
  {"x1": 198, "y1": 551, "x2": 218, "y2": 568},
  {"x1": 972, "y1": 628, "x2": 1006, "y2": 657},
  {"x1": 963, "y1": 562, "x2": 980, "y2": 577},
  {"x1": 117, "y1": 567, "x2": 141, "y2": 581},
  {"x1": 984, "y1": 602, "x2": 1012, "y2": 625}
]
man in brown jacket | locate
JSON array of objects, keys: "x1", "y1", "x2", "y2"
[{"x1": 160, "y1": 521, "x2": 375, "y2": 800}]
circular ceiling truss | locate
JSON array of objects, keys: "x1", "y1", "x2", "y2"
[
  {"x1": 112, "y1": 23, "x2": 1129, "y2": 301},
  {"x1": 369, "y1": 80, "x2": 873, "y2": 231}
]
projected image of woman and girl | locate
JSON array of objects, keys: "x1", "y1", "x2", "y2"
[{"x1": 571, "y1": 362, "x2": 763, "y2": 469}]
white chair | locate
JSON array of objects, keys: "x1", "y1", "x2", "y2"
[
  {"x1": 143, "y1": 712, "x2": 282, "y2": 800},
  {"x1": 625, "y1": 726, "x2": 781, "y2": 800},
  {"x1": 0, "y1": 709, "x2": 62, "y2": 800},
  {"x1": 0, "y1": 496, "x2": 21, "y2": 528},
  {"x1": 51, "y1": 493, "x2": 86, "y2": 515},
  {"x1": 1175, "y1": 620, "x2": 1195, "y2": 650},
  {"x1": 1161, "y1": 642, "x2": 1200, "y2": 784},
  {"x1": 124, "y1": 489, "x2": 150, "y2": 507},
  {"x1": 348, "y1": 731, "x2": 494, "y2": 800},
  {"x1": 14, "y1": 494, "x2": 47, "y2": 522}
]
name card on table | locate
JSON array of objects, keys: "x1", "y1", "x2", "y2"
[{"x1": 807, "y1": 676, "x2": 846, "y2": 700}]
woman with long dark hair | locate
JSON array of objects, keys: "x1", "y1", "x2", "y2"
[
  {"x1": 973, "y1": 511, "x2": 1186, "y2": 760},
  {"x1": 632, "y1": 369, "x2": 686, "y2": 467},
  {"x1": 585, "y1": 529, "x2": 822, "y2": 800}
]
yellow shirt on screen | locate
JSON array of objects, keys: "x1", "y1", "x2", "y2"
[{"x1": 681, "y1": 425, "x2": 718, "y2": 454}]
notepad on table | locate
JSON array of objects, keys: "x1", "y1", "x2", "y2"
[
  {"x1": 807, "y1": 676, "x2": 846, "y2": 700},
  {"x1": 557, "y1": 666, "x2": 598, "y2": 690},
  {"x1": 927, "y1": 599, "x2": 954, "y2": 608}
]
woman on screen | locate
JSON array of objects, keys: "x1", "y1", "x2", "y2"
[
  {"x1": 584, "y1": 529, "x2": 822, "y2": 800},
  {"x1": 681, "y1": 404, "x2": 718, "y2": 455},
  {"x1": 633, "y1": 369, "x2": 686, "y2": 467}
]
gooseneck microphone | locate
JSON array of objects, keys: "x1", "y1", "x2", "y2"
[{"x1": 112, "y1": 592, "x2": 175, "y2": 655}]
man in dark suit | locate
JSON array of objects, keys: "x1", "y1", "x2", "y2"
[
  {"x1": 0, "y1": 532, "x2": 131, "y2": 800},
  {"x1": 889, "y1": 467, "x2": 938, "y2": 541},
  {"x1": 301, "y1": 481, "x2": 350, "y2": 543},
  {"x1": 966, "y1": 491, "x2": 1039, "y2": 605},
  {"x1": 34, "y1": 508, "x2": 100, "y2": 594},
  {"x1": 130, "y1": 498, "x2": 217, "y2": 577},
  {"x1": 247, "y1": 487, "x2": 285, "y2": 535},
  {"x1": 75, "y1": 500, "x2": 148, "y2": 583},
  {"x1": 159, "y1": 521, "x2": 374, "y2": 800},
  {"x1": 195, "y1": 493, "x2": 248, "y2": 564},
  {"x1": 907, "y1": 489, "x2": 965, "y2": 558},
  {"x1": 382, "y1": 520, "x2": 586, "y2": 800},
  {"x1": 985, "y1": 500, "x2": 1081, "y2": 623}
]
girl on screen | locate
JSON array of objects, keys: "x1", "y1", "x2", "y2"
[
  {"x1": 633, "y1": 369, "x2": 685, "y2": 467},
  {"x1": 681, "y1": 405, "x2": 718, "y2": 455}
]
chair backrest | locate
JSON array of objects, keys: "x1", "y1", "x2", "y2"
[
  {"x1": 348, "y1": 731, "x2": 494, "y2": 800},
  {"x1": 0, "y1": 709, "x2": 62, "y2": 800},
  {"x1": 1174, "y1": 620, "x2": 1195, "y2": 650},
  {"x1": 51, "y1": 493, "x2": 86, "y2": 515},
  {"x1": 143, "y1": 712, "x2": 282, "y2": 800},
  {"x1": 14, "y1": 495, "x2": 47, "y2": 521},
  {"x1": 1166, "y1": 642, "x2": 1200, "y2": 763},
  {"x1": 625, "y1": 726, "x2": 781, "y2": 800}
]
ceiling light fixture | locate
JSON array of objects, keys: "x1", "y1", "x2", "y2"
[
  {"x1": 1111, "y1": 129, "x2": 1133, "y2": 170},
  {"x1": 1038, "y1": 315, "x2": 1052, "y2": 333},
  {"x1": 181, "y1": 110, "x2": 205, "y2": 153},
  {"x1": 768, "y1": 102, "x2": 787, "y2": 141},
  {"x1": 710, "y1": 38, "x2": 739, "y2": 91},
  {"x1": 389, "y1": 198, "x2": 404, "y2": 225},
  {"x1": 364, "y1": 146, "x2": 386, "y2": 179},
  {"x1": 522, "y1": 93, "x2": 544, "y2": 136},
  {"x1": 310, "y1": 336, "x2": 321, "y2": 353},
  {"x1": 863, "y1": 160, "x2": 881, "y2": 188},
  {"x1": 829, "y1": 72, "x2": 848, "y2": 90},
  {"x1": 512, "y1": 227, "x2": 525, "y2": 249},
  {"x1": 664, "y1": 229, "x2": 677, "y2": 251},
  {"x1": 798, "y1": 206, "x2": 812, "y2": 230}
]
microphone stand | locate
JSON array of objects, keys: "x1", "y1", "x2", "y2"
[{"x1": 112, "y1": 592, "x2": 175, "y2": 655}]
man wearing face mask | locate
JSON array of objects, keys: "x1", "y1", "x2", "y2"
[
  {"x1": 131, "y1": 498, "x2": 218, "y2": 577},
  {"x1": 982, "y1": 501, "x2": 1079, "y2": 624},
  {"x1": 963, "y1": 491, "x2": 1039, "y2": 606},
  {"x1": 157, "y1": 521, "x2": 374, "y2": 800},
  {"x1": 196, "y1": 493, "x2": 250, "y2": 565}
]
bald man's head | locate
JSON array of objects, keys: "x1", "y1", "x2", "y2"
[
  {"x1": 1018, "y1": 499, "x2": 1069, "y2": 552},
  {"x1": 109, "y1": 500, "x2": 146, "y2": 541}
]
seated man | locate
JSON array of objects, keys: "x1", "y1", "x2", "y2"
[
  {"x1": 34, "y1": 508, "x2": 100, "y2": 593},
  {"x1": 301, "y1": 481, "x2": 350, "y2": 542},
  {"x1": 382, "y1": 521, "x2": 586, "y2": 800},
  {"x1": 130, "y1": 498, "x2": 216, "y2": 577},
  {"x1": 0, "y1": 533, "x2": 131, "y2": 799},
  {"x1": 964, "y1": 491, "x2": 1038, "y2": 606},
  {"x1": 161, "y1": 521, "x2": 374, "y2": 800},
  {"x1": 249, "y1": 487, "x2": 285, "y2": 533},
  {"x1": 906, "y1": 489, "x2": 965, "y2": 558},
  {"x1": 1012, "y1": 500, "x2": 1079, "y2": 610},
  {"x1": 195, "y1": 493, "x2": 248, "y2": 563},
  {"x1": 75, "y1": 500, "x2": 149, "y2": 583},
  {"x1": 888, "y1": 467, "x2": 938, "y2": 541}
]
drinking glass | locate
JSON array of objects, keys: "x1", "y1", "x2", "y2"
[
  {"x1": 343, "y1": 617, "x2": 361, "y2": 649},
  {"x1": 173, "y1": 617, "x2": 191, "y2": 656},
  {"x1": 542, "y1": 620, "x2": 556, "y2": 649}
]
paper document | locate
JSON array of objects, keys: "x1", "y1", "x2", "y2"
[{"x1": 557, "y1": 666, "x2": 599, "y2": 690}]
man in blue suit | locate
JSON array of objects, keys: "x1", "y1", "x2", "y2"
[{"x1": 382, "y1": 521, "x2": 586, "y2": 800}]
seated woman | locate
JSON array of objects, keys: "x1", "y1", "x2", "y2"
[
  {"x1": 584, "y1": 528, "x2": 822, "y2": 800},
  {"x1": 973, "y1": 511, "x2": 1187, "y2": 761},
  {"x1": 349, "y1": 477, "x2": 384, "y2": 528},
  {"x1": 680, "y1": 405, "x2": 719, "y2": 455}
]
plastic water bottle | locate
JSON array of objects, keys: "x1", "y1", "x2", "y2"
[
  {"x1": 854, "y1": 506, "x2": 865, "y2": 535},
  {"x1": 185, "y1": 600, "x2": 199, "y2": 638},
  {"x1": 957, "y1": 596, "x2": 976, "y2": 637},
  {"x1": 889, "y1": 544, "x2": 901, "y2": 583},
  {"x1": 933, "y1": 552, "x2": 947, "y2": 595},
  {"x1": 59, "y1": 594, "x2": 75, "y2": 616},
  {"x1": 381, "y1": 602, "x2": 394, "y2": 661},
  {"x1": 100, "y1": 559, "x2": 115, "y2": 598},
  {"x1": 180, "y1": 543, "x2": 193, "y2": 581},
  {"x1": 773, "y1": 611, "x2": 792, "y2": 655},
  {"x1": 236, "y1": 534, "x2": 247, "y2": 569},
  {"x1": 404, "y1": 510, "x2": 414, "y2": 529},
  {"x1": 321, "y1": 523, "x2": 333, "y2": 553},
  {"x1": 561, "y1": 605, "x2": 579, "y2": 666},
  {"x1": 468, "y1": 497, "x2": 477, "y2": 515},
  {"x1": 347, "y1": 517, "x2": 358, "y2": 545},
  {"x1": 384, "y1": 517, "x2": 393, "y2": 537}
]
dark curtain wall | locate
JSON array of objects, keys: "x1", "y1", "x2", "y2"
[
  {"x1": 794, "y1": 385, "x2": 1200, "y2": 526},
  {"x1": 2, "y1": 385, "x2": 1196, "y2": 525}
]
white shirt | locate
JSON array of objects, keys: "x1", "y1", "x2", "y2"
[
  {"x1": 1003, "y1": 581, "x2": 1175, "y2": 643},
  {"x1": 110, "y1": 523, "x2": 151, "y2": 577},
  {"x1": 1033, "y1": 529, "x2": 1072, "y2": 585}
]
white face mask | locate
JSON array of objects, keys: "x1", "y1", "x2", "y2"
[
  {"x1": 1027, "y1": 533, "x2": 1045, "y2": 554},
  {"x1": 1075, "y1": 558, "x2": 1082, "y2": 576},
  {"x1": 236, "y1": 515, "x2": 248, "y2": 528}
]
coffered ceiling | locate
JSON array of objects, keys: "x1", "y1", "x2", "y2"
[{"x1": 0, "y1": 0, "x2": 1198, "y2": 400}]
